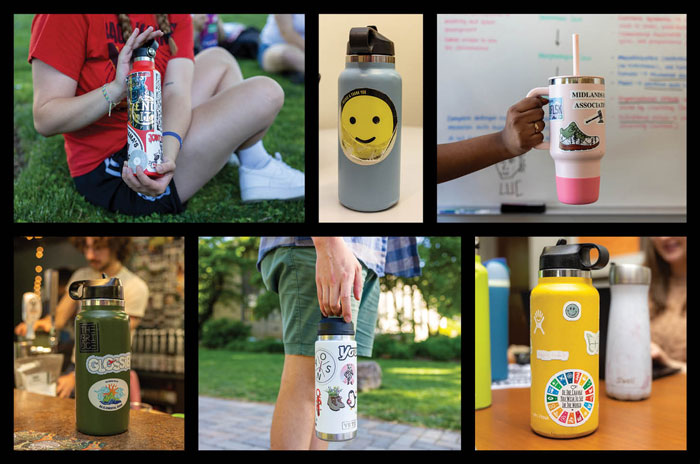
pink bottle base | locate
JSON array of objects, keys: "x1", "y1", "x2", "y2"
[{"x1": 555, "y1": 176, "x2": 600, "y2": 205}]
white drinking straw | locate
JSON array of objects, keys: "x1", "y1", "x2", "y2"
[{"x1": 572, "y1": 33, "x2": 580, "y2": 76}]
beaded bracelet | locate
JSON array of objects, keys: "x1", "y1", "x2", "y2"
[{"x1": 101, "y1": 84, "x2": 115, "y2": 117}]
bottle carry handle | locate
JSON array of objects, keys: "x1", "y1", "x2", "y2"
[
  {"x1": 577, "y1": 243, "x2": 609, "y2": 270},
  {"x1": 526, "y1": 87, "x2": 550, "y2": 150}
]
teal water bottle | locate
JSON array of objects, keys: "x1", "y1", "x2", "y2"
[{"x1": 338, "y1": 25, "x2": 401, "y2": 211}]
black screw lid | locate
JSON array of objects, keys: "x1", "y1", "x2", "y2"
[
  {"x1": 539, "y1": 239, "x2": 609, "y2": 271},
  {"x1": 68, "y1": 274, "x2": 124, "y2": 300},
  {"x1": 133, "y1": 39, "x2": 159, "y2": 60},
  {"x1": 347, "y1": 26, "x2": 394, "y2": 56},
  {"x1": 318, "y1": 317, "x2": 355, "y2": 336}
]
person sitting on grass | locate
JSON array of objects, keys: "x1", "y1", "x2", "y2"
[{"x1": 29, "y1": 14, "x2": 304, "y2": 216}]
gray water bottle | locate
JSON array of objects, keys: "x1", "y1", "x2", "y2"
[{"x1": 338, "y1": 26, "x2": 401, "y2": 211}]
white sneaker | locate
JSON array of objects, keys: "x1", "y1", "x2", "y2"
[{"x1": 239, "y1": 153, "x2": 304, "y2": 202}]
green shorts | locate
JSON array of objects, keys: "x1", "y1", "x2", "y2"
[{"x1": 260, "y1": 246, "x2": 379, "y2": 357}]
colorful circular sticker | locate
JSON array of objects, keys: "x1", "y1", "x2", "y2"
[
  {"x1": 544, "y1": 369, "x2": 595, "y2": 427},
  {"x1": 88, "y1": 378, "x2": 129, "y2": 411}
]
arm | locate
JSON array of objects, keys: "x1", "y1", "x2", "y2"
[
  {"x1": 436, "y1": 96, "x2": 547, "y2": 183},
  {"x1": 31, "y1": 26, "x2": 163, "y2": 137},
  {"x1": 311, "y1": 237, "x2": 362, "y2": 323},
  {"x1": 274, "y1": 14, "x2": 304, "y2": 51}
]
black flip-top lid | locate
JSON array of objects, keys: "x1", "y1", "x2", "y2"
[
  {"x1": 347, "y1": 26, "x2": 394, "y2": 56},
  {"x1": 133, "y1": 39, "x2": 159, "y2": 60},
  {"x1": 318, "y1": 316, "x2": 355, "y2": 336},
  {"x1": 68, "y1": 274, "x2": 124, "y2": 300},
  {"x1": 539, "y1": 239, "x2": 609, "y2": 271}
]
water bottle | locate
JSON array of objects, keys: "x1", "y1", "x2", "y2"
[
  {"x1": 127, "y1": 39, "x2": 163, "y2": 178},
  {"x1": 606, "y1": 263, "x2": 652, "y2": 400},
  {"x1": 315, "y1": 317, "x2": 357, "y2": 441},
  {"x1": 530, "y1": 239, "x2": 609, "y2": 438},
  {"x1": 475, "y1": 237, "x2": 491, "y2": 409},
  {"x1": 70, "y1": 275, "x2": 130, "y2": 435},
  {"x1": 338, "y1": 25, "x2": 401, "y2": 211},
  {"x1": 485, "y1": 258, "x2": 510, "y2": 381}
]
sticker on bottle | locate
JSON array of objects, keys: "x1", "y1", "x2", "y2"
[
  {"x1": 562, "y1": 301, "x2": 582, "y2": 321},
  {"x1": 339, "y1": 88, "x2": 398, "y2": 165},
  {"x1": 88, "y1": 378, "x2": 129, "y2": 411},
  {"x1": 544, "y1": 368, "x2": 595, "y2": 427}
]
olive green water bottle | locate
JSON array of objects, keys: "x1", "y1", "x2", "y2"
[{"x1": 71, "y1": 275, "x2": 130, "y2": 436}]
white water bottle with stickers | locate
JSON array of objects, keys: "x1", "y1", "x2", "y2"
[{"x1": 315, "y1": 317, "x2": 357, "y2": 441}]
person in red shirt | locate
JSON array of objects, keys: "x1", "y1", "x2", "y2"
[{"x1": 29, "y1": 14, "x2": 303, "y2": 216}]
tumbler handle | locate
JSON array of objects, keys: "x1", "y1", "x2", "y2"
[{"x1": 526, "y1": 87, "x2": 550, "y2": 150}]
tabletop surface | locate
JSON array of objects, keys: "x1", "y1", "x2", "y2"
[
  {"x1": 475, "y1": 373, "x2": 686, "y2": 450},
  {"x1": 14, "y1": 389, "x2": 184, "y2": 450}
]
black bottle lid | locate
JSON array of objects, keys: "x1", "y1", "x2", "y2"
[
  {"x1": 539, "y1": 239, "x2": 609, "y2": 271},
  {"x1": 318, "y1": 317, "x2": 355, "y2": 336},
  {"x1": 133, "y1": 39, "x2": 159, "y2": 60},
  {"x1": 347, "y1": 26, "x2": 394, "y2": 56},
  {"x1": 69, "y1": 274, "x2": 124, "y2": 300}
]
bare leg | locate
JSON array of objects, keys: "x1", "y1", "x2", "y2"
[
  {"x1": 270, "y1": 354, "x2": 328, "y2": 450},
  {"x1": 262, "y1": 44, "x2": 305, "y2": 74},
  {"x1": 173, "y1": 47, "x2": 284, "y2": 202}
]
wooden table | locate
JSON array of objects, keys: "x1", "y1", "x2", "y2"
[
  {"x1": 14, "y1": 389, "x2": 184, "y2": 450},
  {"x1": 475, "y1": 373, "x2": 686, "y2": 450}
]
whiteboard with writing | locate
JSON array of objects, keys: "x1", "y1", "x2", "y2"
[{"x1": 437, "y1": 14, "x2": 686, "y2": 212}]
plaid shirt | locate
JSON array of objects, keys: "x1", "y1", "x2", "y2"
[{"x1": 257, "y1": 237, "x2": 421, "y2": 278}]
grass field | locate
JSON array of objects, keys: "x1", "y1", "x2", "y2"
[
  {"x1": 13, "y1": 14, "x2": 304, "y2": 222},
  {"x1": 198, "y1": 349, "x2": 462, "y2": 431}
]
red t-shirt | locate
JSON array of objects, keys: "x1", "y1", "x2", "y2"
[{"x1": 28, "y1": 14, "x2": 194, "y2": 177}]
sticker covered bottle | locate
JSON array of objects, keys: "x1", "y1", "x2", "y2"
[
  {"x1": 71, "y1": 275, "x2": 130, "y2": 436},
  {"x1": 315, "y1": 317, "x2": 357, "y2": 441},
  {"x1": 530, "y1": 239, "x2": 608, "y2": 438}
]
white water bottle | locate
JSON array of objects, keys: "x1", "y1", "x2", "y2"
[
  {"x1": 314, "y1": 317, "x2": 357, "y2": 441},
  {"x1": 605, "y1": 263, "x2": 652, "y2": 400}
]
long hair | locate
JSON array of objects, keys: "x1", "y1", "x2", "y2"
[
  {"x1": 642, "y1": 237, "x2": 686, "y2": 318},
  {"x1": 117, "y1": 14, "x2": 178, "y2": 55}
]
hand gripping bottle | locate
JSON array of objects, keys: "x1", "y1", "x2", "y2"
[
  {"x1": 127, "y1": 39, "x2": 163, "y2": 177},
  {"x1": 485, "y1": 258, "x2": 510, "y2": 381},
  {"x1": 70, "y1": 275, "x2": 130, "y2": 435},
  {"x1": 606, "y1": 263, "x2": 652, "y2": 400},
  {"x1": 338, "y1": 26, "x2": 401, "y2": 211},
  {"x1": 530, "y1": 239, "x2": 609, "y2": 438},
  {"x1": 315, "y1": 317, "x2": 357, "y2": 441},
  {"x1": 475, "y1": 237, "x2": 492, "y2": 409}
]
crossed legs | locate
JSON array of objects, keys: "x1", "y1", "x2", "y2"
[{"x1": 173, "y1": 47, "x2": 284, "y2": 202}]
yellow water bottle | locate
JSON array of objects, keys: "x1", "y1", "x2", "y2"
[
  {"x1": 475, "y1": 237, "x2": 491, "y2": 410},
  {"x1": 530, "y1": 239, "x2": 609, "y2": 438}
]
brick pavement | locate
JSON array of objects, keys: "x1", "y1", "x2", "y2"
[{"x1": 198, "y1": 396, "x2": 461, "y2": 450}]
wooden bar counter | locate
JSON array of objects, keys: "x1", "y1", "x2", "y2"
[
  {"x1": 14, "y1": 389, "x2": 184, "y2": 450},
  {"x1": 475, "y1": 373, "x2": 686, "y2": 450}
]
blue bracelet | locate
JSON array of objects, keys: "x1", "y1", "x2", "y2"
[{"x1": 163, "y1": 131, "x2": 182, "y2": 150}]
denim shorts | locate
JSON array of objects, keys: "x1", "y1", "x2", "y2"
[{"x1": 260, "y1": 246, "x2": 379, "y2": 357}]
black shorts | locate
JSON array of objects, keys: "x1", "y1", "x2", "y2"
[{"x1": 73, "y1": 145, "x2": 184, "y2": 216}]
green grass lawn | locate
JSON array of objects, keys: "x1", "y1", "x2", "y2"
[
  {"x1": 13, "y1": 14, "x2": 304, "y2": 222},
  {"x1": 198, "y1": 349, "x2": 462, "y2": 431}
]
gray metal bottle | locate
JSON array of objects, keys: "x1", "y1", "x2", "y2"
[{"x1": 338, "y1": 26, "x2": 402, "y2": 212}]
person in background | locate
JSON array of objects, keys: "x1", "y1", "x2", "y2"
[
  {"x1": 258, "y1": 14, "x2": 304, "y2": 82},
  {"x1": 15, "y1": 237, "x2": 148, "y2": 398},
  {"x1": 643, "y1": 237, "x2": 686, "y2": 373}
]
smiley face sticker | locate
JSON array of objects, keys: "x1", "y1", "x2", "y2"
[{"x1": 340, "y1": 88, "x2": 398, "y2": 164}]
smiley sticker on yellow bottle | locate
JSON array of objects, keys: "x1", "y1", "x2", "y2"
[{"x1": 340, "y1": 88, "x2": 397, "y2": 165}]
